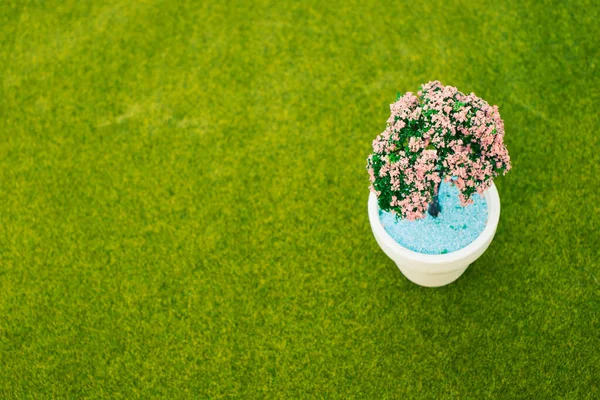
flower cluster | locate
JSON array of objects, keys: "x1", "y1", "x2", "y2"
[{"x1": 367, "y1": 81, "x2": 511, "y2": 220}]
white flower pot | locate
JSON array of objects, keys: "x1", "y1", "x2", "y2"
[{"x1": 368, "y1": 183, "x2": 501, "y2": 287}]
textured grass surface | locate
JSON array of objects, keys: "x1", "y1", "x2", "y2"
[{"x1": 1, "y1": 0, "x2": 599, "y2": 397}]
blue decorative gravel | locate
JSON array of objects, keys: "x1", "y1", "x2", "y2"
[{"x1": 379, "y1": 181, "x2": 488, "y2": 255}]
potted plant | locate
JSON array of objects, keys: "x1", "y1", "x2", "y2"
[{"x1": 366, "y1": 81, "x2": 511, "y2": 287}]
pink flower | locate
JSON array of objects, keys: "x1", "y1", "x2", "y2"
[{"x1": 408, "y1": 137, "x2": 424, "y2": 152}]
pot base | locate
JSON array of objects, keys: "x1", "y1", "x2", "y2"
[
  {"x1": 368, "y1": 183, "x2": 500, "y2": 288},
  {"x1": 396, "y1": 263, "x2": 469, "y2": 287}
]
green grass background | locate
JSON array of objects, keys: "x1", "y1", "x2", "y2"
[{"x1": 1, "y1": 0, "x2": 599, "y2": 397}]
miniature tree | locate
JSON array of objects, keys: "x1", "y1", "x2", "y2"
[{"x1": 367, "y1": 81, "x2": 511, "y2": 220}]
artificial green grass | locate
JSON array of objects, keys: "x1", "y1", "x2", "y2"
[{"x1": 0, "y1": 0, "x2": 599, "y2": 397}]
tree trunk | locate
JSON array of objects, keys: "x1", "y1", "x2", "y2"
[{"x1": 428, "y1": 180, "x2": 442, "y2": 217}]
